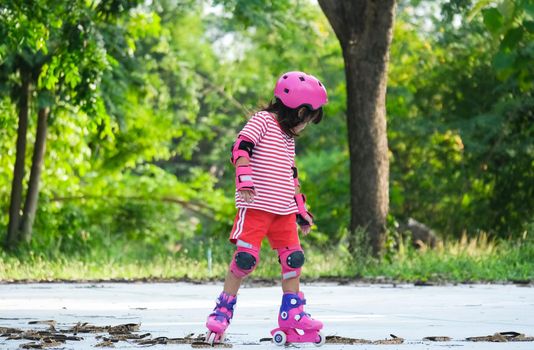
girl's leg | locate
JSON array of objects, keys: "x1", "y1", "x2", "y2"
[
  {"x1": 206, "y1": 269, "x2": 242, "y2": 344},
  {"x1": 206, "y1": 242, "x2": 259, "y2": 338},
  {"x1": 206, "y1": 209, "x2": 270, "y2": 344},
  {"x1": 223, "y1": 269, "x2": 243, "y2": 295},
  {"x1": 281, "y1": 276, "x2": 299, "y2": 293},
  {"x1": 267, "y1": 214, "x2": 303, "y2": 293}
]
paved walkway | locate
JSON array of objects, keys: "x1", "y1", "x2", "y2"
[{"x1": 0, "y1": 282, "x2": 533, "y2": 349}]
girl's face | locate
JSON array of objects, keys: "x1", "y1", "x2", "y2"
[
  {"x1": 291, "y1": 107, "x2": 318, "y2": 134},
  {"x1": 292, "y1": 119, "x2": 312, "y2": 134}
]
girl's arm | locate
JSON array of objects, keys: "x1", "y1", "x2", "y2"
[
  {"x1": 234, "y1": 144, "x2": 255, "y2": 203},
  {"x1": 292, "y1": 163, "x2": 314, "y2": 235}
]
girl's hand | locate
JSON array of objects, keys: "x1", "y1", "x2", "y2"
[
  {"x1": 239, "y1": 189, "x2": 255, "y2": 203},
  {"x1": 297, "y1": 212, "x2": 314, "y2": 235},
  {"x1": 299, "y1": 213, "x2": 314, "y2": 235},
  {"x1": 295, "y1": 193, "x2": 314, "y2": 235}
]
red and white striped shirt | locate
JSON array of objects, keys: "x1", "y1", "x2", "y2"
[{"x1": 235, "y1": 111, "x2": 297, "y2": 215}]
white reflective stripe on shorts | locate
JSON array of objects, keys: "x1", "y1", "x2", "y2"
[{"x1": 232, "y1": 208, "x2": 247, "y2": 240}]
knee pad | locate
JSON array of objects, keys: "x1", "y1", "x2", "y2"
[
  {"x1": 277, "y1": 245, "x2": 305, "y2": 280},
  {"x1": 229, "y1": 240, "x2": 260, "y2": 278}
]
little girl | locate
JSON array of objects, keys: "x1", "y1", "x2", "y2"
[{"x1": 205, "y1": 71, "x2": 328, "y2": 346}]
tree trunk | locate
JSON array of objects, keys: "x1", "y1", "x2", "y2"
[
  {"x1": 318, "y1": 0, "x2": 396, "y2": 255},
  {"x1": 20, "y1": 106, "x2": 50, "y2": 243},
  {"x1": 5, "y1": 70, "x2": 31, "y2": 249}
]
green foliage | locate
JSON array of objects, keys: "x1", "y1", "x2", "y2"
[
  {"x1": 0, "y1": 0, "x2": 532, "y2": 272},
  {"x1": 299, "y1": 149, "x2": 350, "y2": 240},
  {"x1": 386, "y1": 0, "x2": 533, "y2": 237},
  {"x1": 0, "y1": 1, "x2": 235, "y2": 255},
  {"x1": 471, "y1": 0, "x2": 534, "y2": 90}
]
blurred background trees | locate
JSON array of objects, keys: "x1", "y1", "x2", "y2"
[{"x1": 0, "y1": 0, "x2": 532, "y2": 258}]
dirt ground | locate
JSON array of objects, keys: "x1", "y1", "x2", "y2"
[{"x1": 0, "y1": 282, "x2": 533, "y2": 349}]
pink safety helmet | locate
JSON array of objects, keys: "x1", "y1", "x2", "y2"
[{"x1": 274, "y1": 71, "x2": 328, "y2": 110}]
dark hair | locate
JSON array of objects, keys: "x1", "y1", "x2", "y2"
[{"x1": 263, "y1": 98, "x2": 323, "y2": 137}]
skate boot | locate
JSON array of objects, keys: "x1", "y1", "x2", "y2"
[
  {"x1": 271, "y1": 291, "x2": 325, "y2": 346},
  {"x1": 205, "y1": 291, "x2": 237, "y2": 345}
]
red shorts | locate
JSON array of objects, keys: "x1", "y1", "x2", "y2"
[{"x1": 229, "y1": 208, "x2": 299, "y2": 249}]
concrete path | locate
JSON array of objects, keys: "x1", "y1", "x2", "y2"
[{"x1": 0, "y1": 282, "x2": 533, "y2": 349}]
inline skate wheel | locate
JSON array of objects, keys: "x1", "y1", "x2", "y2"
[
  {"x1": 273, "y1": 330, "x2": 287, "y2": 346},
  {"x1": 314, "y1": 332, "x2": 326, "y2": 347},
  {"x1": 206, "y1": 331, "x2": 217, "y2": 345}
]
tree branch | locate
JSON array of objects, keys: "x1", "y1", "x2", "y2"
[{"x1": 51, "y1": 195, "x2": 217, "y2": 220}]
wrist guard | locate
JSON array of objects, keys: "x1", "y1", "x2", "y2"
[{"x1": 236, "y1": 165, "x2": 255, "y2": 193}]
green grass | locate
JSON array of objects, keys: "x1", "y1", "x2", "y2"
[
  {"x1": 0, "y1": 242, "x2": 353, "y2": 281},
  {"x1": 363, "y1": 233, "x2": 534, "y2": 283},
  {"x1": 0, "y1": 234, "x2": 532, "y2": 283}
]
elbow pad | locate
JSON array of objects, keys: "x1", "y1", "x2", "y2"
[{"x1": 231, "y1": 136, "x2": 255, "y2": 165}]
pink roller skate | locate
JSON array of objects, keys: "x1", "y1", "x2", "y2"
[
  {"x1": 270, "y1": 292, "x2": 325, "y2": 346},
  {"x1": 205, "y1": 291, "x2": 237, "y2": 345}
]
